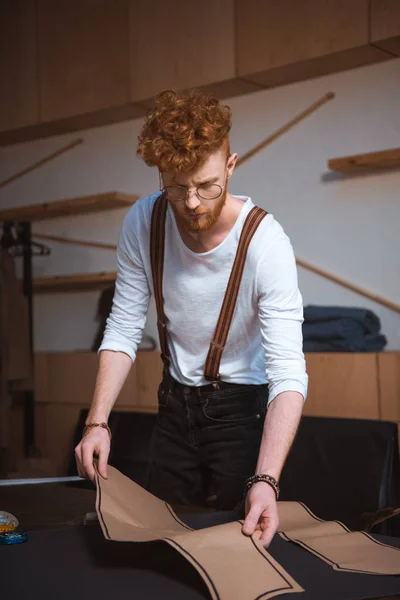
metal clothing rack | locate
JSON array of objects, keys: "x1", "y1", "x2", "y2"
[{"x1": 0, "y1": 220, "x2": 50, "y2": 457}]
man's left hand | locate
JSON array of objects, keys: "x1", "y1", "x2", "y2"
[{"x1": 241, "y1": 482, "x2": 279, "y2": 547}]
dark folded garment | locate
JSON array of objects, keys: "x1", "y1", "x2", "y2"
[
  {"x1": 303, "y1": 318, "x2": 365, "y2": 347},
  {"x1": 304, "y1": 305, "x2": 381, "y2": 334},
  {"x1": 304, "y1": 332, "x2": 387, "y2": 353}
]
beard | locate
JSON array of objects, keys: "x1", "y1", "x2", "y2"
[{"x1": 172, "y1": 186, "x2": 228, "y2": 233}]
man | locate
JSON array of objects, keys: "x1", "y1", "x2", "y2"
[{"x1": 75, "y1": 89, "x2": 308, "y2": 548}]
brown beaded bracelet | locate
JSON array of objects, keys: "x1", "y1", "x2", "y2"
[
  {"x1": 244, "y1": 474, "x2": 280, "y2": 500},
  {"x1": 83, "y1": 422, "x2": 112, "y2": 441}
]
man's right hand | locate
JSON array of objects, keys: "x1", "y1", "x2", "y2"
[{"x1": 75, "y1": 427, "x2": 111, "y2": 482}]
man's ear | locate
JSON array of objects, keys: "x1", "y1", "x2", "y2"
[{"x1": 227, "y1": 153, "x2": 238, "y2": 178}]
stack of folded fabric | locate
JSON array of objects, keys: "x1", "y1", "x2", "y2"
[{"x1": 303, "y1": 305, "x2": 387, "y2": 352}]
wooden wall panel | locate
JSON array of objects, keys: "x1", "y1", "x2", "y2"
[
  {"x1": 0, "y1": 0, "x2": 38, "y2": 131},
  {"x1": 9, "y1": 350, "x2": 400, "y2": 476},
  {"x1": 237, "y1": 0, "x2": 369, "y2": 72},
  {"x1": 35, "y1": 351, "x2": 138, "y2": 408},
  {"x1": 370, "y1": 0, "x2": 400, "y2": 56},
  {"x1": 236, "y1": 0, "x2": 390, "y2": 87},
  {"x1": 38, "y1": 0, "x2": 130, "y2": 121},
  {"x1": 378, "y1": 352, "x2": 400, "y2": 421},
  {"x1": 130, "y1": 0, "x2": 235, "y2": 101},
  {"x1": 33, "y1": 351, "x2": 163, "y2": 411},
  {"x1": 1, "y1": 0, "x2": 396, "y2": 144},
  {"x1": 304, "y1": 353, "x2": 379, "y2": 419},
  {"x1": 30, "y1": 350, "x2": 161, "y2": 476}
]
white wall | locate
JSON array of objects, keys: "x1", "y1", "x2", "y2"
[{"x1": 1, "y1": 58, "x2": 399, "y2": 352}]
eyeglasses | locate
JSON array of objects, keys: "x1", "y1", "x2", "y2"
[
  {"x1": 162, "y1": 182, "x2": 224, "y2": 203},
  {"x1": 159, "y1": 160, "x2": 229, "y2": 203}
]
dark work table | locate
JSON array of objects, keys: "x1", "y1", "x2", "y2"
[{"x1": 1, "y1": 480, "x2": 400, "y2": 600}]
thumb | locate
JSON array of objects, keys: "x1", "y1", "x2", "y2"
[
  {"x1": 98, "y1": 449, "x2": 108, "y2": 479},
  {"x1": 242, "y1": 505, "x2": 261, "y2": 536}
]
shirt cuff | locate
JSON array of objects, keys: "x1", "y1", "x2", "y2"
[
  {"x1": 98, "y1": 341, "x2": 137, "y2": 364},
  {"x1": 268, "y1": 380, "x2": 308, "y2": 405}
]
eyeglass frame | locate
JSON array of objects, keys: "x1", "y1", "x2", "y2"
[{"x1": 159, "y1": 156, "x2": 231, "y2": 203}]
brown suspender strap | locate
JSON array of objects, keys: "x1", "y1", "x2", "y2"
[
  {"x1": 150, "y1": 193, "x2": 169, "y2": 367},
  {"x1": 204, "y1": 206, "x2": 268, "y2": 382}
]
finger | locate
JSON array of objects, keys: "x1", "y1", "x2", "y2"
[
  {"x1": 98, "y1": 447, "x2": 109, "y2": 479},
  {"x1": 82, "y1": 445, "x2": 96, "y2": 482},
  {"x1": 260, "y1": 520, "x2": 278, "y2": 548},
  {"x1": 75, "y1": 446, "x2": 87, "y2": 479},
  {"x1": 242, "y1": 505, "x2": 262, "y2": 536}
]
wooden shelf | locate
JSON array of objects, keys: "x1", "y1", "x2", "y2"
[
  {"x1": 328, "y1": 148, "x2": 400, "y2": 172},
  {"x1": 0, "y1": 191, "x2": 138, "y2": 222},
  {"x1": 33, "y1": 271, "x2": 116, "y2": 293}
]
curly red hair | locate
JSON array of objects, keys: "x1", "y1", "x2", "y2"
[{"x1": 137, "y1": 89, "x2": 231, "y2": 172}]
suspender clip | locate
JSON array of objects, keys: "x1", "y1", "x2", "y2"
[{"x1": 205, "y1": 373, "x2": 221, "y2": 390}]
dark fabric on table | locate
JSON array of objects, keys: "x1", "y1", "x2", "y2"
[
  {"x1": 279, "y1": 417, "x2": 400, "y2": 535},
  {"x1": 2, "y1": 517, "x2": 400, "y2": 600},
  {"x1": 302, "y1": 305, "x2": 387, "y2": 352}
]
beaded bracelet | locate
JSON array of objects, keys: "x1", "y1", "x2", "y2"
[
  {"x1": 83, "y1": 422, "x2": 112, "y2": 441},
  {"x1": 244, "y1": 474, "x2": 280, "y2": 500}
]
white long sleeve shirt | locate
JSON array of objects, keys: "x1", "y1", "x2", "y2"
[{"x1": 99, "y1": 192, "x2": 308, "y2": 404}]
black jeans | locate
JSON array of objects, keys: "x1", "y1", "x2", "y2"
[{"x1": 147, "y1": 373, "x2": 269, "y2": 510}]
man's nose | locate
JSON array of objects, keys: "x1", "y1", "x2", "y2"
[{"x1": 185, "y1": 188, "x2": 201, "y2": 210}]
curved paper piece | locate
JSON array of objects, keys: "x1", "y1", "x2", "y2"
[
  {"x1": 278, "y1": 502, "x2": 400, "y2": 575},
  {"x1": 95, "y1": 465, "x2": 303, "y2": 600}
]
